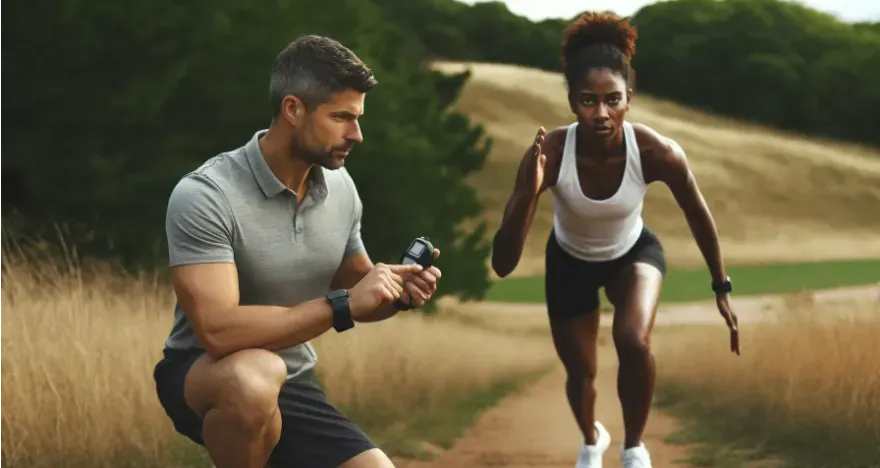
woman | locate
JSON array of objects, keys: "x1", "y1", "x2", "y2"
[{"x1": 490, "y1": 12, "x2": 740, "y2": 468}]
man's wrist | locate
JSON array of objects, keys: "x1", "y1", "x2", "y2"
[{"x1": 326, "y1": 289, "x2": 355, "y2": 332}]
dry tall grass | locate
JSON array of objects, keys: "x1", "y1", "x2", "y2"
[
  {"x1": 0, "y1": 246, "x2": 555, "y2": 467},
  {"x1": 432, "y1": 61, "x2": 880, "y2": 277},
  {"x1": 654, "y1": 295, "x2": 880, "y2": 466}
]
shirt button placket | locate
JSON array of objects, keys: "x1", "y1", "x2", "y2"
[{"x1": 291, "y1": 198, "x2": 303, "y2": 244}]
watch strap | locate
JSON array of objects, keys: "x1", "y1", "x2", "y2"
[
  {"x1": 711, "y1": 276, "x2": 732, "y2": 293},
  {"x1": 326, "y1": 289, "x2": 354, "y2": 332}
]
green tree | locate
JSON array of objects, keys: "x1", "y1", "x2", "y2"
[
  {"x1": 369, "y1": 0, "x2": 880, "y2": 148},
  {"x1": 2, "y1": 0, "x2": 493, "y2": 302},
  {"x1": 630, "y1": 0, "x2": 880, "y2": 145}
]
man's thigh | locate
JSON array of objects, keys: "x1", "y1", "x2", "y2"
[
  {"x1": 153, "y1": 349, "x2": 209, "y2": 445},
  {"x1": 268, "y1": 372, "x2": 381, "y2": 468},
  {"x1": 155, "y1": 349, "x2": 382, "y2": 467}
]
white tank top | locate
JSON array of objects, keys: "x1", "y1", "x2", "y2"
[{"x1": 550, "y1": 120, "x2": 648, "y2": 262}]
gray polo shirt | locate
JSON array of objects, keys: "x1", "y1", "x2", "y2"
[{"x1": 163, "y1": 129, "x2": 365, "y2": 381}]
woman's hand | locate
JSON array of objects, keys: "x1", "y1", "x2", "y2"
[
  {"x1": 517, "y1": 127, "x2": 547, "y2": 197},
  {"x1": 716, "y1": 293, "x2": 740, "y2": 355}
]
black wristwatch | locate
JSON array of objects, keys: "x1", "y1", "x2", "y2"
[
  {"x1": 712, "y1": 276, "x2": 732, "y2": 294},
  {"x1": 326, "y1": 289, "x2": 354, "y2": 333}
]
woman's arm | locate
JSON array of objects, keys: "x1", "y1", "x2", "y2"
[
  {"x1": 492, "y1": 188, "x2": 542, "y2": 278},
  {"x1": 491, "y1": 127, "x2": 562, "y2": 278},
  {"x1": 648, "y1": 137, "x2": 727, "y2": 284},
  {"x1": 640, "y1": 127, "x2": 739, "y2": 354}
]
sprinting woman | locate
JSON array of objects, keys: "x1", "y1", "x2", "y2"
[{"x1": 490, "y1": 12, "x2": 740, "y2": 468}]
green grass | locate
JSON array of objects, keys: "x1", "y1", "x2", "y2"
[{"x1": 485, "y1": 258, "x2": 880, "y2": 303}]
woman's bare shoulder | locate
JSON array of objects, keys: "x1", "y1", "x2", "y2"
[{"x1": 630, "y1": 122, "x2": 689, "y2": 184}]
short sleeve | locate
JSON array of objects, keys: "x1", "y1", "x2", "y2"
[
  {"x1": 165, "y1": 174, "x2": 236, "y2": 267},
  {"x1": 344, "y1": 176, "x2": 366, "y2": 259}
]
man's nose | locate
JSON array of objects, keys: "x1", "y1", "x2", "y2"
[
  {"x1": 594, "y1": 103, "x2": 610, "y2": 120},
  {"x1": 347, "y1": 120, "x2": 363, "y2": 144}
]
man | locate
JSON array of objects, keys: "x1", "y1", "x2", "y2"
[{"x1": 153, "y1": 35, "x2": 442, "y2": 468}]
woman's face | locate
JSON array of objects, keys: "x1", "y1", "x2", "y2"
[{"x1": 570, "y1": 68, "x2": 632, "y2": 141}]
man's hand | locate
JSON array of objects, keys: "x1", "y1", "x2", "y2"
[
  {"x1": 716, "y1": 293, "x2": 740, "y2": 355},
  {"x1": 349, "y1": 263, "x2": 424, "y2": 322},
  {"x1": 399, "y1": 249, "x2": 443, "y2": 308}
]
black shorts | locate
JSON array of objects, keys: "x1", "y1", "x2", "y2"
[
  {"x1": 545, "y1": 226, "x2": 666, "y2": 319},
  {"x1": 153, "y1": 348, "x2": 377, "y2": 468}
]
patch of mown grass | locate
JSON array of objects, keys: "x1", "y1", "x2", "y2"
[{"x1": 485, "y1": 258, "x2": 880, "y2": 304}]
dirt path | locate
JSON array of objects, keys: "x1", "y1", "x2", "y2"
[
  {"x1": 396, "y1": 342, "x2": 692, "y2": 468},
  {"x1": 395, "y1": 284, "x2": 879, "y2": 468}
]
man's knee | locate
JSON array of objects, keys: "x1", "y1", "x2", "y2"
[
  {"x1": 187, "y1": 349, "x2": 287, "y2": 432},
  {"x1": 339, "y1": 448, "x2": 395, "y2": 468}
]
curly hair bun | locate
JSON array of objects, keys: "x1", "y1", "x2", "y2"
[{"x1": 562, "y1": 12, "x2": 638, "y2": 66}]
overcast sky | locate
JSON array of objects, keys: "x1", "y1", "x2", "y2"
[{"x1": 459, "y1": 0, "x2": 880, "y2": 23}]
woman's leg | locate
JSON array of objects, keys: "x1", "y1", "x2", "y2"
[
  {"x1": 605, "y1": 262, "x2": 663, "y2": 449},
  {"x1": 544, "y1": 229, "x2": 604, "y2": 446},
  {"x1": 549, "y1": 309, "x2": 601, "y2": 444}
]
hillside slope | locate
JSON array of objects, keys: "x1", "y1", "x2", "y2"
[{"x1": 433, "y1": 61, "x2": 880, "y2": 278}]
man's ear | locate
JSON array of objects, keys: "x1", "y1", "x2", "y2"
[
  {"x1": 626, "y1": 88, "x2": 634, "y2": 111},
  {"x1": 567, "y1": 91, "x2": 577, "y2": 115},
  {"x1": 281, "y1": 95, "x2": 306, "y2": 125}
]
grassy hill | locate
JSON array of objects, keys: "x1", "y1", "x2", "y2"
[{"x1": 433, "y1": 61, "x2": 880, "y2": 279}]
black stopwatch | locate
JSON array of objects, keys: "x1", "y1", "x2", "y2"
[
  {"x1": 394, "y1": 236, "x2": 435, "y2": 310},
  {"x1": 400, "y1": 236, "x2": 434, "y2": 268}
]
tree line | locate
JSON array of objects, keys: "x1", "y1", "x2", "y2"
[
  {"x1": 1, "y1": 0, "x2": 492, "y2": 302},
  {"x1": 3, "y1": 0, "x2": 877, "y2": 304},
  {"x1": 374, "y1": 0, "x2": 880, "y2": 146}
]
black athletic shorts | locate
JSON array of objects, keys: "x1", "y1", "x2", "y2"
[
  {"x1": 153, "y1": 348, "x2": 377, "y2": 468},
  {"x1": 545, "y1": 225, "x2": 667, "y2": 319}
]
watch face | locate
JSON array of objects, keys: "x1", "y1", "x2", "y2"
[{"x1": 327, "y1": 289, "x2": 348, "y2": 300}]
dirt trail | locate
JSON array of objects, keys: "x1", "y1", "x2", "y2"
[
  {"x1": 395, "y1": 284, "x2": 879, "y2": 468},
  {"x1": 397, "y1": 344, "x2": 692, "y2": 468}
]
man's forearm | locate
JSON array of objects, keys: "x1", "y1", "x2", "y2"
[{"x1": 200, "y1": 297, "x2": 334, "y2": 359}]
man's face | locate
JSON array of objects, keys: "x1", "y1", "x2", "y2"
[{"x1": 292, "y1": 89, "x2": 365, "y2": 170}]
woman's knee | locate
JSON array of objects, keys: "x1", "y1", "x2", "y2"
[
  {"x1": 612, "y1": 324, "x2": 651, "y2": 360},
  {"x1": 550, "y1": 315, "x2": 600, "y2": 383}
]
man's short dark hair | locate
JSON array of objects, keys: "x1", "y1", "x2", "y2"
[{"x1": 269, "y1": 35, "x2": 377, "y2": 116}]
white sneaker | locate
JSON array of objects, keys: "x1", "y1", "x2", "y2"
[
  {"x1": 575, "y1": 421, "x2": 611, "y2": 468},
  {"x1": 620, "y1": 443, "x2": 652, "y2": 468}
]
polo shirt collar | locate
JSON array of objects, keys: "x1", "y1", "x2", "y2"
[{"x1": 245, "y1": 129, "x2": 329, "y2": 202}]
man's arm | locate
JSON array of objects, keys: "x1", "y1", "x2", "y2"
[
  {"x1": 167, "y1": 175, "x2": 334, "y2": 359},
  {"x1": 329, "y1": 181, "x2": 440, "y2": 314},
  {"x1": 651, "y1": 138, "x2": 727, "y2": 284},
  {"x1": 173, "y1": 263, "x2": 335, "y2": 359},
  {"x1": 329, "y1": 251, "x2": 394, "y2": 322}
]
